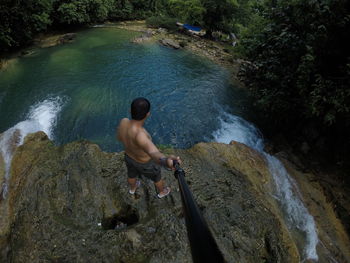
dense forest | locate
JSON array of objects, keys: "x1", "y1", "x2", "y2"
[
  {"x1": 0, "y1": 0, "x2": 242, "y2": 51},
  {"x1": 240, "y1": 0, "x2": 350, "y2": 170},
  {"x1": 0, "y1": 0, "x2": 349, "y2": 169}
]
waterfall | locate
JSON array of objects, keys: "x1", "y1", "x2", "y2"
[
  {"x1": 0, "y1": 97, "x2": 64, "y2": 199},
  {"x1": 213, "y1": 110, "x2": 319, "y2": 261}
]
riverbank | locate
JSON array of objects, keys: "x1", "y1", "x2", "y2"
[
  {"x1": 0, "y1": 28, "x2": 83, "y2": 71},
  {"x1": 115, "y1": 21, "x2": 241, "y2": 80},
  {"x1": 0, "y1": 21, "x2": 241, "y2": 85}
]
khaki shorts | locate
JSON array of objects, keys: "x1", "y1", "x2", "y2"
[{"x1": 124, "y1": 154, "x2": 161, "y2": 183}]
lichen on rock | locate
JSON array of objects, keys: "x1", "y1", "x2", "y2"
[{"x1": 0, "y1": 132, "x2": 349, "y2": 262}]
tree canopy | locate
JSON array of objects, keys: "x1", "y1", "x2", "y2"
[
  {"x1": 201, "y1": 0, "x2": 238, "y2": 33},
  {"x1": 240, "y1": 0, "x2": 350, "y2": 161}
]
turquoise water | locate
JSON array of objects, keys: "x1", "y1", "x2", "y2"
[
  {"x1": 0, "y1": 27, "x2": 250, "y2": 151},
  {"x1": 0, "y1": 27, "x2": 321, "y2": 259}
]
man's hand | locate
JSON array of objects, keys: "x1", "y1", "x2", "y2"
[{"x1": 166, "y1": 155, "x2": 181, "y2": 170}]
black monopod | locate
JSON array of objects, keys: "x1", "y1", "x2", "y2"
[{"x1": 173, "y1": 160, "x2": 225, "y2": 263}]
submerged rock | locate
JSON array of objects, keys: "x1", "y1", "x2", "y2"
[
  {"x1": 132, "y1": 36, "x2": 151, "y2": 44},
  {"x1": 59, "y1": 33, "x2": 77, "y2": 44},
  {"x1": 132, "y1": 30, "x2": 154, "y2": 43},
  {"x1": 35, "y1": 33, "x2": 77, "y2": 48},
  {"x1": 0, "y1": 132, "x2": 349, "y2": 262}
]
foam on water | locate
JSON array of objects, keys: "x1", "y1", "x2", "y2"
[
  {"x1": 213, "y1": 111, "x2": 264, "y2": 150},
  {"x1": 213, "y1": 110, "x2": 319, "y2": 261},
  {"x1": 0, "y1": 97, "x2": 64, "y2": 198}
]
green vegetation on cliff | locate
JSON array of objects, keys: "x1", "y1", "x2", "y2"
[
  {"x1": 239, "y1": 0, "x2": 350, "y2": 165},
  {"x1": 148, "y1": 0, "x2": 350, "y2": 166}
]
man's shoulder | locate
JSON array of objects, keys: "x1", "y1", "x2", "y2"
[
  {"x1": 135, "y1": 129, "x2": 150, "y2": 143},
  {"x1": 119, "y1": 118, "x2": 129, "y2": 126}
]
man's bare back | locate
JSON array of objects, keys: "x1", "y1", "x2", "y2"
[{"x1": 117, "y1": 118, "x2": 153, "y2": 163}]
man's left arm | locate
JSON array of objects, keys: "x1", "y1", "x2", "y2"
[
  {"x1": 116, "y1": 118, "x2": 127, "y2": 142},
  {"x1": 136, "y1": 132, "x2": 181, "y2": 169}
]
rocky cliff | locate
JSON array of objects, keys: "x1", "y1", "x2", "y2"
[{"x1": 0, "y1": 132, "x2": 349, "y2": 262}]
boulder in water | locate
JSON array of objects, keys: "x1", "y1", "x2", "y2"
[
  {"x1": 59, "y1": 33, "x2": 77, "y2": 44},
  {"x1": 132, "y1": 30, "x2": 154, "y2": 43},
  {"x1": 132, "y1": 36, "x2": 151, "y2": 43}
]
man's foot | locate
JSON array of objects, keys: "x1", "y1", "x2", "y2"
[
  {"x1": 157, "y1": 187, "x2": 171, "y2": 199},
  {"x1": 129, "y1": 180, "x2": 141, "y2": 195}
]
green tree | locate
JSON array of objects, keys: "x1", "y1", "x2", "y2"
[
  {"x1": 167, "y1": 0, "x2": 205, "y2": 25},
  {"x1": 56, "y1": 2, "x2": 89, "y2": 24},
  {"x1": 89, "y1": 0, "x2": 115, "y2": 22},
  {"x1": 200, "y1": 0, "x2": 238, "y2": 34},
  {"x1": 108, "y1": 0, "x2": 134, "y2": 20},
  {"x1": 240, "y1": 0, "x2": 350, "y2": 161},
  {"x1": 0, "y1": 0, "x2": 52, "y2": 51}
]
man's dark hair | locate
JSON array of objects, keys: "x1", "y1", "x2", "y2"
[{"x1": 131, "y1": 97, "x2": 151, "y2": 120}]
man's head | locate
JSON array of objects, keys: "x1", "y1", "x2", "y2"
[{"x1": 131, "y1": 97, "x2": 151, "y2": 120}]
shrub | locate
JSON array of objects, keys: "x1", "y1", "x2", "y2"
[{"x1": 146, "y1": 16, "x2": 178, "y2": 31}]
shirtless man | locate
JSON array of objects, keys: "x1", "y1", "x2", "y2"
[{"x1": 117, "y1": 97, "x2": 181, "y2": 198}]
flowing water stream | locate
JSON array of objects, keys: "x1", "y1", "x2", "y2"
[
  {"x1": 213, "y1": 111, "x2": 319, "y2": 260},
  {"x1": 0, "y1": 26, "x2": 318, "y2": 260}
]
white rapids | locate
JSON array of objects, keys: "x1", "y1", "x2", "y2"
[
  {"x1": 213, "y1": 110, "x2": 319, "y2": 261},
  {"x1": 0, "y1": 97, "x2": 64, "y2": 199}
]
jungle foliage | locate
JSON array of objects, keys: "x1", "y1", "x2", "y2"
[
  {"x1": 239, "y1": 0, "x2": 350, "y2": 162},
  {"x1": 0, "y1": 0, "x2": 157, "y2": 52},
  {"x1": 0, "y1": 0, "x2": 255, "y2": 52},
  {"x1": 146, "y1": 0, "x2": 248, "y2": 34}
]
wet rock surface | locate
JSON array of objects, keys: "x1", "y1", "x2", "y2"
[
  {"x1": 0, "y1": 132, "x2": 349, "y2": 262},
  {"x1": 34, "y1": 32, "x2": 77, "y2": 48},
  {"x1": 59, "y1": 33, "x2": 77, "y2": 44},
  {"x1": 131, "y1": 30, "x2": 154, "y2": 43},
  {"x1": 280, "y1": 157, "x2": 350, "y2": 263},
  {"x1": 159, "y1": 39, "x2": 181, "y2": 49}
]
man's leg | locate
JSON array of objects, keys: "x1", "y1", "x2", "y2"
[
  {"x1": 128, "y1": 178, "x2": 138, "y2": 192},
  {"x1": 154, "y1": 179, "x2": 170, "y2": 196},
  {"x1": 154, "y1": 179, "x2": 165, "y2": 193},
  {"x1": 124, "y1": 155, "x2": 140, "y2": 194},
  {"x1": 141, "y1": 162, "x2": 171, "y2": 197}
]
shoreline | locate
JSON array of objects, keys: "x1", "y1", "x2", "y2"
[
  {"x1": 0, "y1": 21, "x2": 243, "y2": 87},
  {"x1": 115, "y1": 21, "x2": 243, "y2": 86},
  {"x1": 0, "y1": 27, "x2": 86, "y2": 71}
]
